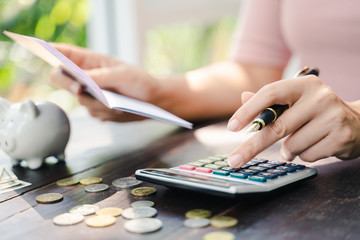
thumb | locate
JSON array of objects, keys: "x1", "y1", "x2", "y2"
[{"x1": 241, "y1": 91, "x2": 255, "y2": 104}]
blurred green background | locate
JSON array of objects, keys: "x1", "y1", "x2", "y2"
[{"x1": 0, "y1": 0, "x2": 236, "y2": 111}]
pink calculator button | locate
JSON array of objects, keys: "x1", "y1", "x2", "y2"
[
  {"x1": 179, "y1": 164, "x2": 196, "y2": 170},
  {"x1": 195, "y1": 167, "x2": 212, "y2": 173}
]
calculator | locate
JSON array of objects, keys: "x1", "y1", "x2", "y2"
[{"x1": 135, "y1": 155, "x2": 317, "y2": 198}]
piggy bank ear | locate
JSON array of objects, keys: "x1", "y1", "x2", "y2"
[
  {"x1": 19, "y1": 100, "x2": 39, "y2": 119},
  {"x1": 0, "y1": 98, "x2": 11, "y2": 119}
]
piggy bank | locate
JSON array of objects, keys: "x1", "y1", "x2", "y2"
[{"x1": 0, "y1": 98, "x2": 70, "y2": 169}]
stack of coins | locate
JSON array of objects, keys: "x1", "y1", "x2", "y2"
[
  {"x1": 124, "y1": 187, "x2": 161, "y2": 233},
  {"x1": 123, "y1": 199, "x2": 162, "y2": 233}
]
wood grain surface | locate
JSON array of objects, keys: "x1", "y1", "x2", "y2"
[{"x1": 0, "y1": 121, "x2": 359, "y2": 240}]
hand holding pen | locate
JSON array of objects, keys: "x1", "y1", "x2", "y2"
[
  {"x1": 247, "y1": 67, "x2": 319, "y2": 132},
  {"x1": 225, "y1": 66, "x2": 360, "y2": 169}
]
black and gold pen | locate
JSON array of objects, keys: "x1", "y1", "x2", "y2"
[{"x1": 247, "y1": 67, "x2": 319, "y2": 132}]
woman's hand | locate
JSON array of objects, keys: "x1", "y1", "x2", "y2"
[
  {"x1": 50, "y1": 43, "x2": 162, "y2": 121},
  {"x1": 227, "y1": 75, "x2": 360, "y2": 168}
]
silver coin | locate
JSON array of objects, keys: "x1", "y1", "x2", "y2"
[
  {"x1": 53, "y1": 213, "x2": 84, "y2": 226},
  {"x1": 130, "y1": 200, "x2": 155, "y2": 208},
  {"x1": 122, "y1": 206, "x2": 157, "y2": 219},
  {"x1": 124, "y1": 218, "x2": 162, "y2": 233},
  {"x1": 70, "y1": 204, "x2": 99, "y2": 216},
  {"x1": 112, "y1": 177, "x2": 142, "y2": 188},
  {"x1": 84, "y1": 183, "x2": 109, "y2": 193},
  {"x1": 184, "y1": 217, "x2": 210, "y2": 228}
]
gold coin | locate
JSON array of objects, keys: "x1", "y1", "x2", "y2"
[
  {"x1": 56, "y1": 177, "x2": 79, "y2": 187},
  {"x1": 36, "y1": 193, "x2": 63, "y2": 204},
  {"x1": 185, "y1": 209, "x2": 212, "y2": 219},
  {"x1": 80, "y1": 177, "x2": 102, "y2": 186},
  {"x1": 85, "y1": 215, "x2": 116, "y2": 228},
  {"x1": 203, "y1": 231, "x2": 235, "y2": 240},
  {"x1": 96, "y1": 207, "x2": 123, "y2": 217},
  {"x1": 210, "y1": 216, "x2": 238, "y2": 229},
  {"x1": 130, "y1": 187, "x2": 157, "y2": 197}
]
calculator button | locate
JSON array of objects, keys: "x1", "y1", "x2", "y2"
[
  {"x1": 221, "y1": 167, "x2": 239, "y2": 173},
  {"x1": 251, "y1": 158, "x2": 268, "y2": 164},
  {"x1": 230, "y1": 173, "x2": 248, "y2": 179},
  {"x1": 239, "y1": 169, "x2": 259, "y2": 176},
  {"x1": 188, "y1": 162, "x2": 206, "y2": 167},
  {"x1": 216, "y1": 154, "x2": 228, "y2": 159},
  {"x1": 195, "y1": 167, "x2": 213, "y2": 173},
  {"x1": 212, "y1": 170, "x2": 230, "y2": 176},
  {"x1": 258, "y1": 163, "x2": 276, "y2": 169},
  {"x1": 179, "y1": 164, "x2": 196, "y2": 170},
  {"x1": 240, "y1": 164, "x2": 251, "y2": 169},
  {"x1": 248, "y1": 176, "x2": 267, "y2": 182},
  {"x1": 214, "y1": 161, "x2": 229, "y2": 167},
  {"x1": 198, "y1": 159, "x2": 216, "y2": 164},
  {"x1": 267, "y1": 169, "x2": 287, "y2": 176},
  {"x1": 276, "y1": 166, "x2": 296, "y2": 173},
  {"x1": 246, "y1": 161, "x2": 260, "y2": 166},
  {"x1": 258, "y1": 172, "x2": 278, "y2": 179},
  {"x1": 285, "y1": 163, "x2": 305, "y2": 170},
  {"x1": 249, "y1": 166, "x2": 267, "y2": 172},
  {"x1": 267, "y1": 161, "x2": 286, "y2": 166},
  {"x1": 204, "y1": 164, "x2": 223, "y2": 170},
  {"x1": 208, "y1": 156, "x2": 225, "y2": 161}
]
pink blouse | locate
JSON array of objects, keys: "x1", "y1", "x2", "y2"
[{"x1": 230, "y1": 0, "x2": 360, "y2": 101}]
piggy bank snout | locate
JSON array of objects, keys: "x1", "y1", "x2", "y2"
[{"x1": 0, "y1": 133, "x2": 15, "y2": 153}]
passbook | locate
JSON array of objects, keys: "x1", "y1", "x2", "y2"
[{"x1": 4, "y1": 31, "x2": 193, "y2": 129}]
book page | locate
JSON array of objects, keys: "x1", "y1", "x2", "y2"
[
  {"x1": 103, "y1": 90, "x2": 193, "y2": 129},
  {"x1": 4, "y1": 31, "x2": 193, "y2": 129}
]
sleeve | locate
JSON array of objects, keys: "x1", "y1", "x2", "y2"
[{"x1": 229, "y1": 0, "x2": 291, "y2": 68}]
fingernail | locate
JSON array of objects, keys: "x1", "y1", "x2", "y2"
[
  {"x1": 228, "y1": 153, "x2": 243, "y2": 168},
  {"x1": 228, "y1": 118, "x2": 240, "y2": 131},
  {"x1": 70, "y1": 83, "x2": 81, "y2": 95}
]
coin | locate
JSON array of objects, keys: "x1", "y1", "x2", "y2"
[
  {"x1": 53, "y1": 213, "x2": 84, "y2": 226},
  {"x1": 80, "y1": 177, "x2": 102, "y2": 186},
  {"x1": 112, "y1": 177, "x2": 142, "y2": 188},
  {"x1": 56, "y1": 177, "x2": 79, "y2": 187},
  {"x1": 210, "y1": 216, "x2": 238, "y2": 229},
  {"x1": 85, "y1": 215, "x2": 116, "y2": 228},
  {"x1": 131, "y1": 200, "x2": 155, "y2": 208},
  {"x1": 184, "y1": 218, "x2": 210, "y2": 228},
  {"x1": 96, "y1": 207, "x2": 123, "y2": 217},
  {"x1": 84, "y1": 183, "x2": 109, "y2": 193},
  {"x1": 124, "y1": 218, "x2": 162, "y2": 233},
  {"x1": 130, "y1": 187, "x2": 156, "y2": 197},
  {"x1": 70, "y1": 204, "x2": 99, "y2": 216},
  {"x1": 36, "y1": 193, "x2": 63, "y2": 204},
  {"x1": 185, "y1": 209, "x2": 212, "y2": 219},
  {"x1": 203, "y1": 231, "x2": 235, "y2": 240},
  {"x1": 122, "y1": 206, "x2": 157, "y2": 219}
]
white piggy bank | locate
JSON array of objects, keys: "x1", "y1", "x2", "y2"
[{"x1": 0, "y1": 98, "x2": 70, "y2": 170}]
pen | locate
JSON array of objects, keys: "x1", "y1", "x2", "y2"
[{"x1": 247, "y1": 67, "x2": 319, "y2": 132}]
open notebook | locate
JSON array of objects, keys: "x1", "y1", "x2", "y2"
[{"x1": 4, "y1": 31, "x2": 193, "y2": 129}]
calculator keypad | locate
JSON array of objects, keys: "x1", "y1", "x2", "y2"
[{"x1": 178, "y1": 155, "x2": 306, "y2": 183}]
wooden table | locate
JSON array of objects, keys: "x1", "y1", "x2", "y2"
[{"x1": 0, "y1": 120, "x2": 359, "y2": 240}]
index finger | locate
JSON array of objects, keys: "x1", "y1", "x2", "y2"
[
  {"x1": 227, "y1": 99, "x2": 313, "y2": 168},
  {"x1": 227, "y1": 78, "x2": 306, "y2": 132}
]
